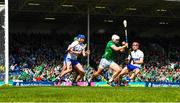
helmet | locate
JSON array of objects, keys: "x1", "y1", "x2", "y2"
[
  {"x1": 77, "y1": 34, "x2": 85, "y2": 39},
  {"x1": 112, "y1": 34, "x2": 120, "y2": 42}
]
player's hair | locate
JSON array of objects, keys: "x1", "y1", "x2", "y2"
[{"x1": 132, "y1": 41, "x2": 141, "y2": 48}]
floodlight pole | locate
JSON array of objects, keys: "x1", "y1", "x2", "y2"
[
  {"x1": 5, "y1": 0, "x2": 9, "y2": 85},
  {"x1": 87, "y1": 6, "x2": 90, "y2": 66}
]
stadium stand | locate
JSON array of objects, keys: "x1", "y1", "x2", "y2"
[{"x1": 9, "y1": 32, "x2": 180, "y2": 83}]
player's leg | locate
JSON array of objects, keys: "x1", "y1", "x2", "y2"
[
  {"x1": 114, "y1": 66, "x2": 129, "y2": 83},
  {"x1": 60, "y1": 55, "x2": 68, "y2": 76},
  {"x1": 60, "y1": 61, "x2": 67, "y2": 74},
  {"x1": 91, "y1": 68, "x2": 103, "y2": 81},
  {"x1": 71, "y1": 66, "x2": 78, "y2": 82},
  {"x1": 62, "y1": 61, "x2": 74, "y2": 82},
  {"x1": 108, "y1": 62, "x2": 122, "y2": 83},
  {"x1": 130, "y1": 68, "x2": 140, "y2": 80},
  {"x1": 56, "y1": 61, "x2": 65, "y2": 81},
  {"x1": 118, "y1": 66, "x2": 129, "y2": 77},
  {"x1": 60, "y1": 59, "x2": 73, "y2": 78},
  {"x1": 91, "y1": 58, "x2": 107, "y2": 81},
  {"x1": 74, "y1": 62, "x2": 85, "y2": 82}
]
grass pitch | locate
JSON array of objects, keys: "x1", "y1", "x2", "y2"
[{"x1": 0, "y1": 86, "x2": 180, "y2": 102}]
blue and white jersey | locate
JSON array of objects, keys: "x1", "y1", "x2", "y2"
[
  {"x1": 66, "y1": 41, "x2": 85, "y2": 60},
  {"x1": 128, "y1": 49, "x2": 144, "y2": 68}
]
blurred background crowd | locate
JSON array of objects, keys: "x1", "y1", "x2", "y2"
[{"x1": 0, "y1": 32, "x2": 178, "y2": 83}]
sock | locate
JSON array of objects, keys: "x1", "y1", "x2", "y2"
[{"x1": 108, "y1": 78, "x2": 113, "y2": 83}]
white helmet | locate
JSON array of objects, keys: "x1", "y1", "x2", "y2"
[{"x1": 112, "y1": 34, "x2": 120, "y2": 43}]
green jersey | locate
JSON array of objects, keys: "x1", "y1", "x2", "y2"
[
  {"x1": 35, "y1": 63, "x2": 45, "y2": 72},
  {"x1": 19, "y1": 71, "x2": 30, "y2": 81},
  {"x1": 102, "y1": 40, "x2": 119, "y2": 60}
]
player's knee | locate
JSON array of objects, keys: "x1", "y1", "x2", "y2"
[
  {"x1": 67, "y1": 69, "x2": 72, "y2": 73},
  {"x1": 115, "y1": 67, "x2": 121, "y2": 74},
  {"x1": 120, "y1": 69, "x2": 127, "y2": 75},
  {"x1": 117, "y1": 68, "x2": 121, "y2": 73},
  {"x1": 135, "y1": 69, "x2": 140, "y2": 74},
  {"x1": 95, "y1": 71, "x2": 101, "y2": 76},
  {"x1": 66, "y1": 66, "x2": 71, "y2": 70},
  {"x1": 98, "y1": 70, "x2": 103, "y2": 75},
  {"x1": 79, "y1": 70, "x2": 85, "y2": 76}
]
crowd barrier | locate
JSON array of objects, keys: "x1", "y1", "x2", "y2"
[
  {"x1": 146, "y1": 82, "x2": 180, "y2": 87},
  {"x1": 12, "y1": 81, "x2": 110, "y2": 86},
  {"x1": 129, "y1": 82, "x2": 180, "y2": 87},
  {"x1": 0, "y1": 81, "x2": 13, "y2": 86},
  {"x1": 1, "y1": 81, "x2": 179, "y2": 87}
]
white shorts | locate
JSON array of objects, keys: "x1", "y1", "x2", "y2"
[{"x1": 98, "y1": 58, "x2": 115, "y2": 69}]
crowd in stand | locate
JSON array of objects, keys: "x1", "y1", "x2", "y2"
[
  {"x1": 136, "y1": 36, "x2": 180, "y2": 82},
  {"x1": 6, "y1": 33, "x2": 180, "y2": 83}
]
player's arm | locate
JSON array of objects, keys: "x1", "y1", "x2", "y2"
[
  {"x1": 69, "y1": 48, "x2": 81, "y2": 55},
  {"x1": 111, "y1": 45, "x2": 127, "y2": 51},
  {"x1": 82, "y1": 44, "x2": 90, "y2": 56},
  {"x1": 125, "y1": 54, "x2": 131, "y2": 64},
  {"x1": 119, "y1": 42, "x2": 128, "y2": 52},
  {"x1": 86, "y1": 50, "x2": 90, "y2": 56},
  {"x1": 66, "y1": 45, "x2": 71, "y2": 52},
  {"x1": 68, "y1": 41, "x2": 81, "y2": 55},
  {"x1": 133, "y1": 52, "x2": 144, "y2": 64},
  {"x1": 134, "y1": 58, "x2": 144, "y2": 64},
  {"x1": 82, "y1": 49, "x2": 90, "y2": 56},
  {"x1": 124, "y1": 58, "x2": 130, "y2": 64}
]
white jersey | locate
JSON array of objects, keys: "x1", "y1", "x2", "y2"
[
  {"x1": 128, "y1": 49, "x2": 144, "y2": 68},
  {"x1": 66, "y1": 40, "x2": 85, "y2": 60}
]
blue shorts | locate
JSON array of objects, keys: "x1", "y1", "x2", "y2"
[
  {"x1": 65, "y1": 58, "x2": 79, "y2": 66},
  {"x1": 127, "y1": 64, "x2": 140, "y2": 71}
]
